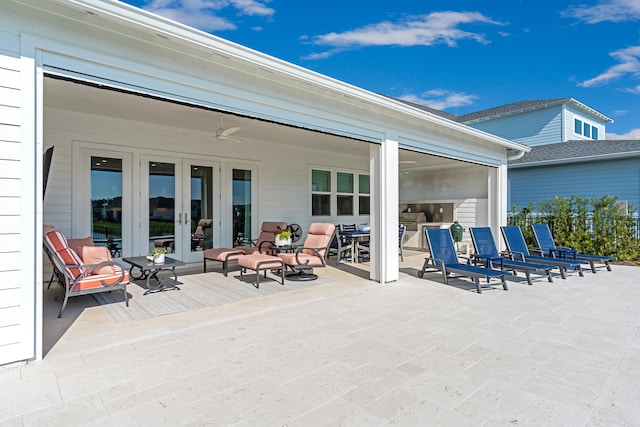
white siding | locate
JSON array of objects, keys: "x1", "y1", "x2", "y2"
[
  {"x1": 44, "y1": 106, "x2": 372, "y2": 246},
  {"x1": 0, "y1": 54, "x2": 27, "y2": 364}
]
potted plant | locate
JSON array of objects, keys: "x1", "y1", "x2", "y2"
[
  {"x1": 152, "y1": 247, "x2": 167, "y2": 263},
  {"x1": 274, "y1": 226, "x2": 292, "y2": 247}
]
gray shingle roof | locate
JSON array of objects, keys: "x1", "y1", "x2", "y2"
[
  {"x1": 456, "y1": 98, "x2": 570, "y2": 123},
  {"x1": 508, "y1": 140, "x2": 640, "y2": 166}
]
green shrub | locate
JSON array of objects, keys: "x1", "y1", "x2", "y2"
[{"x1": 509, "y1": 195, "x2": 640, "y2": 261}]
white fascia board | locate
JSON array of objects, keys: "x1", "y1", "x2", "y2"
[
  {"x1": 509, "y1": 151, "x2": 640, "y2": 168},
  {"x1": 40, "y1": 0, "x2": 528, "y2": 153},
  {"x1": 567, "y1": 98, "x2": 613, "y2": 123}
]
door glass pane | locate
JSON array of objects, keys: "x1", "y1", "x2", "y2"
[
  {"x1": 233, "y1": 169, "x2": 252, "y2": 246},
  {"x1": 91, "y1": 157, "x2": 122, "y2": 255},
  {"x1": 190, "y1": 165, "x2": 214, "y2": 251},
  {"x1": 149, "y1": 162, "x2": 175, "y2": 253}
]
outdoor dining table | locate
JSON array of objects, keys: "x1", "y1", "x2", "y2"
[{"x1": 339, "y1": 229, "x2": 371, "y2": 263}]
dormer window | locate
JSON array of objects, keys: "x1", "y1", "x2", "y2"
[{"x1": 574, "y1": 119, "x2": 582, "y2": 134}]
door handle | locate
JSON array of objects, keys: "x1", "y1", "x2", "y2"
[{"x1": 178, "y1": 212, "x2": 182, "y2": 225}]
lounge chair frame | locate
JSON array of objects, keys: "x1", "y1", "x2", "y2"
[
  {"x1": 470, "y1": 227, "x2": 557, "y2": 286},
  {"x1": 418, "y1": 228, "x2": 509, "y2": 293},
  {"x1": 500, "y1": 226, "x2": 585, "y2": 277},
  {"x1": 530, "y1": 224, "x2": 615, "y2": 273}
]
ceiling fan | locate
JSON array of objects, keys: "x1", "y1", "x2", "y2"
[{"x1": 215, "y1": 113, "x2": 242, "y2": 142}]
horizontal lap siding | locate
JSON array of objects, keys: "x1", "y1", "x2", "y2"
[
  {"x1": 0, "y1": 55, "x2": 23, "y2": 356},
  {"x1": 470, "y1": 107, "x2": 563, "y2": 147},
  {"x1": 509, "y1": 158, "x2": 640, "y2": 210},
  {"x1": 44, "y1": 107, "x2": 372, "y2": 243}
]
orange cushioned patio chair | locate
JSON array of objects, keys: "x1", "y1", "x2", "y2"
[
  {"x1": 278, "y1": 223, "x2": 336, "y2": 281},
  {"x1": 43, "y1": 226, "x2": 129, "y2": 317},
  {"x1": 234, "y1": 221, "x2": 288, "y2": 255}
]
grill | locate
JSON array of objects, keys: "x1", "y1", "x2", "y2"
[{"x1": 399, "y1": 212, "x2": 426, "y2": 231}]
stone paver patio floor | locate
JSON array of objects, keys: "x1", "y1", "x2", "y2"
[{"x1": 1, "y1": 252, "x2": 639, "y2": 426}]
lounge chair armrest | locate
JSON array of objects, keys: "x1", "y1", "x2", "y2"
[
  {"x1": 458, "y1": 255, "x2": 473, "y2": 265},
  {"x1": 472, "y1": 254, "x2": 504, "y2": 270},
  {"x1": 424, "y1": 256, "x2": 445, "y2": 267},
  {"x1": 509, "y1": 250, "x2": 526, "y2": 261},
  {"x1": 258, "y1": 240, "x2": 275, "y2": 253},
  {"x1": 294, "y1": 246, "x2": 326, "y2": 267},
  {"x1": 69, "y1": 261, "x2": 127, "y2": 290},
  {"x1": 529, "y1": 246, "x2": 544, "y2": 256}
]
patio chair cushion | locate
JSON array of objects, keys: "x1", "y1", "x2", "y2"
[
  {"x1": 55, "y1": 247, "x2": 84, "y2": 279},
  {"x1": 79, "y1": 245, "x2": 117, "y2": 275},
  {"x1": 67, "y1": 236, "x2": 95, "y2": 255},
  {"x1": 204, "y1": 248, "x2": 245, "y2": 262},
  {"x1": 237, "y1": 253, "x2": 283, "y2": 270},
  {"x1": 301, "y1": 223, "x2": 334, "y2": 257},
  {"x1": 44, "y1": 229, "x2": 69, "y2": 253},
  {"x1": 235, "y1": 221, "x2": 287, "y2": 254}
]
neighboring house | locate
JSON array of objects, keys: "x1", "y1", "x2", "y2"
[
  {"x1": 458, "y1": 98, "x2": 614, "y2": 147},
  {"x1": 397, "y1": 96, "x2": 637, "y2": 212},
  {"x1": 507, "y1": 140, "x2": 640, "y2": 211},
  {"x1": 0, "y1": 0, "x2": 525, "y2": 366}
]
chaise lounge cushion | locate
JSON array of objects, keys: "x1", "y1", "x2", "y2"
[
  {"x1": 79, "y1": 245, "x2": 117, "y2": 275},
  {"x1": 237, "y1": 253, "x2": 283, "y2": 270},
  {"x1": 204, "y1": 248, "x2": 246, "y2": 261}
]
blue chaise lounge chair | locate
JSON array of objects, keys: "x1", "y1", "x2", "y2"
[
  {"x1": 530, "y1": 224, "x2": 616, "y2": 273},
  {"x1": 500, "y1": 226, "x2": 584, "y2": 278},
  {"x1": 470, "y1": 227, "x2": 558, "y2": 285},
  {"x1": 418, "y1": 228, "x2": 510, "y2": 293}
]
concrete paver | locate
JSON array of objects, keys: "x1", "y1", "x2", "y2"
[{"x1": 1, "y1": 253, "x2": 639, "y2": 426}]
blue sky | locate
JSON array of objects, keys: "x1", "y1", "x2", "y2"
[{"x1": 122, "y1": 0, "x2": 640, "y2": 139}]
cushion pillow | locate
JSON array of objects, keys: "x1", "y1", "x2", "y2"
[
  {"x1": 67, "y1": 237, "x2": 95, "y2": 258},
  {"x1": 79, "y1": 246, "x2": 116, "y2": 275}
]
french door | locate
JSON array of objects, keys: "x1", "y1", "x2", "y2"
[{"x1": 141, "y1": 156, "x2": 220, "y2": 264}]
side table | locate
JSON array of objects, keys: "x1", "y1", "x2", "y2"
[{"x1": 122, "y1": 256, "x2": 185, "y2": 295}]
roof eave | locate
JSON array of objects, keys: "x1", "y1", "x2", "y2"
[
  {"x1": 44, "y1": 0, "x2": 528, "y2": 152},
  {"x1": 509, "y1": 151, "x2": 640, "y2": 168}
]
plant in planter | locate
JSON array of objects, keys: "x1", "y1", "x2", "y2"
[
  {"x1": 151, "y1": 247, "x2": 167, "y2": 263},
  {"x1": 274, "y1": 226, "x2": 293, "y2": 246}
]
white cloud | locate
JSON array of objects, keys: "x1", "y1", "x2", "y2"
[
  {"x1": 400, "y1": 89, "x2": 478, "y2": 110},
  {"x1": 579, "y1": 45, "x2": 640, "y2": 87},
  {"x1": 143, "y1": 0, "x2": 274, "y2": 32},
  {"x1": 304, "y1": 11, "x2": 505, "y2": 58},
  {"x1": 607, "y1": 128, "x2": 640, "y2": 139},
  {"x1": 563, "y1": 0, "x2": 640, "y2": 23}
]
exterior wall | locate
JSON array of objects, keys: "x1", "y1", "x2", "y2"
[
  {"x1": 399, "y1": 165, "x2": 490, "y2": 241},
  {"x1": 508, "y1": 157, "x2": 640, "y2": 211},
  {"x1": 0, "y1": 0, "x2": 515, "y2": 366},
  {"x1": 563, "y1": 105, "x2": 607, "y2": 142},
  {"x1": 0, "y1": 43, "x2": 36, "y2": 364},
  {"x1": 44, "y1": 107, "x2": 372, "y2": 246},
  {"x1": 467, "y1": 107, "x2": 563, "y2": 147}
]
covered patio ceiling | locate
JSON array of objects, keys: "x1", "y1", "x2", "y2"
[{"x1": 43, "y1": 77, "x2": 468, "y2": 172}]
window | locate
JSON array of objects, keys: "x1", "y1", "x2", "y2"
[
  {"x1": 574, "y1": 119, "x2": 582, "y2": 134},
  {"x1": 311, "y1": 169, "x2": 369, "y2": 216},
  {"x1": 311, "y1": 169, "x2": 331, "y2": 216},
  {"x1": 592, "y1": 126, "x2": 598, "y2": 140},
  {"x1": 359, "y1": 174, "x2": 370, "y2": 215},
  {"x1": 337, "y1": 172, "x2": 354, "y2": 215},
  {"x1": 583, "y1": 123, "x2": 591, "y2": 138}
]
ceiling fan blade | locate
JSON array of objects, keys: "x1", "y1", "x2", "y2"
[{"x1": 219, "y1": 126, "x2": 241, "y2": 137}]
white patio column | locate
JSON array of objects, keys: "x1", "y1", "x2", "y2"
[
  {"x1": 369, "y1": 136, "x2": 399, "y2": 283},
  {"x1": 487, "y1": 164, "x2": 508, "y2": 250}
]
